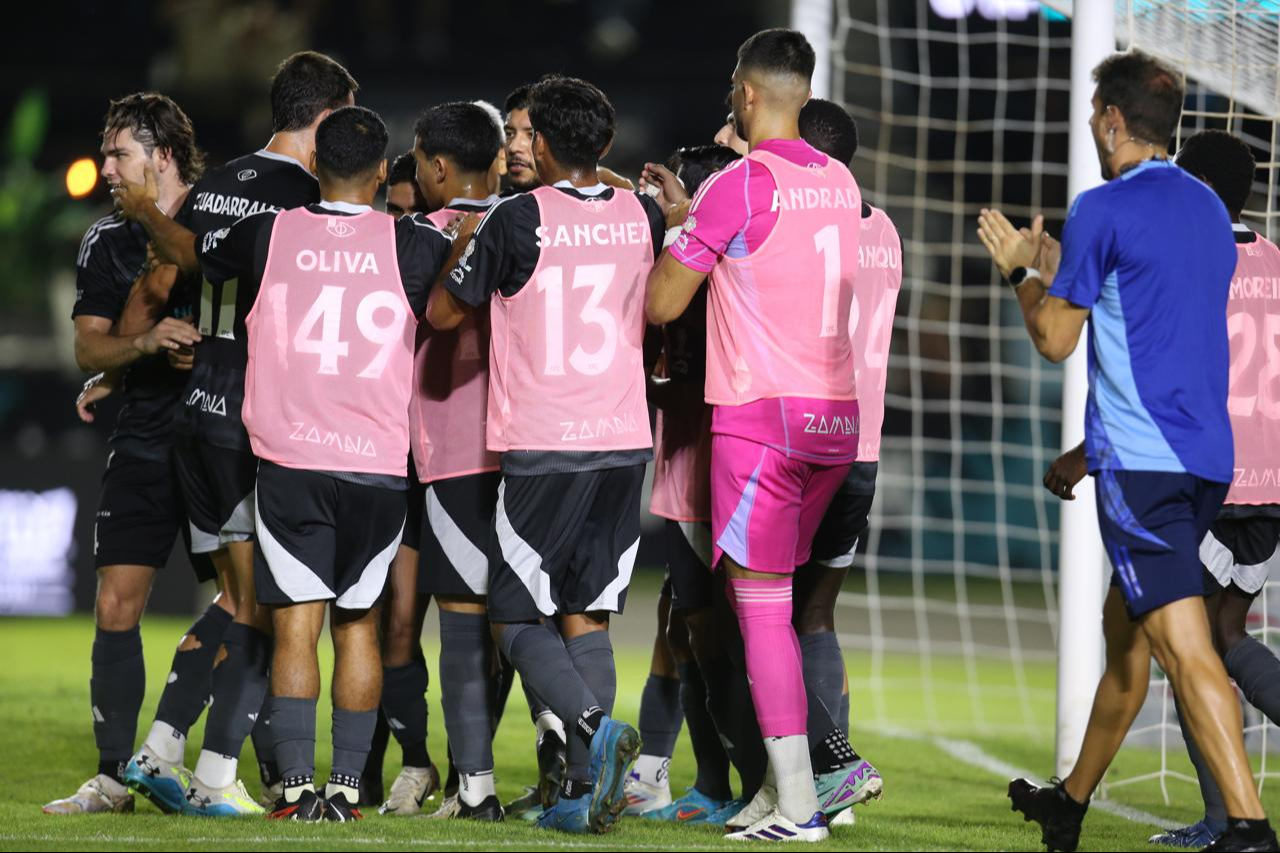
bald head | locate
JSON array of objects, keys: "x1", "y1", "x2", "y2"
[{"x1": 731, "y1": 28, "x2": 814, "y2": 143}]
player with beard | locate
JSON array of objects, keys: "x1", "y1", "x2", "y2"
[
  {"x1": 111, "y1": 51, "x2": 359, "y2": 816},
  {"x1": 44, "y1": 92, "x2": 209, "y2": 817},
  {"x1": 503, "y1": 84, "x2": 540, "y2": 193}
]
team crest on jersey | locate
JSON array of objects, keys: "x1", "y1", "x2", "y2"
[
  {"x1": 237, "y1": 169, "x2": 257, "y2": 182},
  {"x1": 327, "y1": 218, "x2": 356, "y2": 238}
]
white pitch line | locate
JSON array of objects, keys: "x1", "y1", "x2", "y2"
[
  {"x1": 878, "y1": 726, "x2": 1177, "y2": 830},
  {"x1": 0, "y1": 834, "x2": 735, "y2": 851}
]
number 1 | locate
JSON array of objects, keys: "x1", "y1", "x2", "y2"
[{"x1": 815, "y1": 225, "x2": 841, "y2": 337}]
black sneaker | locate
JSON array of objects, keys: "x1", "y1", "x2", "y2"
[
  {"x1": 323, "y1": 790, "x2": 363, "y2": 822},
  {"x1": 1008, "y1": 777, "x2": 1088, "y2": 853},
  {"x1": 458, "y1": 794, "x2": 504, "y2": 822},
  {"x1": 1203, "y1": 821, "x2": 1280, "y2": 852},
  {"x1": 536, "y1": 730, "x2": 567, "y2": 809},
  {"x1": 268, "y1": 788, "x2": 326, "y2": 822}
]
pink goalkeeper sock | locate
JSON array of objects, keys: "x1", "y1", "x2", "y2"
[{"x1": 728, "y1": 576, "x2": 807, "y2": 738}]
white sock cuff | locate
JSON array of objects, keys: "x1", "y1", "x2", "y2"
[
  {"x1": 535, "y1": 711, "x2": 566, "y2": 741},
  {"x1": 459, "y1": 770, "x2": 496, "y2": 806},
  {"x1": 193, "y1": 749, "x2": 238, "y2": 790},
  {"x1": 633, "y1": 754, "x2": 671, "y2": 788},
  {"x1": 146, "y1": 720, "x2": 186, "y2": 764}
]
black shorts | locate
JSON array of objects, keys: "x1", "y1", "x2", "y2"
[
  {"x1": 664, "y1": 520, "x2": 714, "y2": 612},
  {"x1": 810, "y1": 462, "x2": 877, "y2": 568},
  {"x1": 420, "y1": 472, "x2": 501, "y2": 597},
  {"x1": 94, "y1": 449, "x2": 214, "y2": 582},
  {"x1": 254, "y1": 462, "x2": 407, "y2": 610},
  {"x1": 487, "y1": 464, "x2": 644, "y2": 623},
  {"x1": 1201, "y1": 515, "x2": 1280, "y2": 596},
  {"x1": 403, "y1": 477, "x2": 425, "y2": 552},
  {"x1": 173, "y1": 435, "x2": 257, "y2": 554}
]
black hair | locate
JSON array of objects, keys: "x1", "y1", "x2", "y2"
[
  {"x1": 270, "y1": 51, "x2": 359, "y2": 133},
  {"x1": 800, "y1": 98, "x2": 858, "y2": 164},
  {"x1": 1177, "y1": 129, "x2": 1256, "y2": 218},
  {"x1": 414, "y1": 102, "x2": 503, "y2": 174},
  {"x1": 388, "y1": 151, "x2": 417, "y2": 186},
  {"x1": 1092, "y1": 49, "x2": 1184, "y2": 146},
  {"x1": 736, "y1": 28, "x2": 815, "y2": 81},
  {"x1": 315, "y1": 106, "x2": 388, "y2": 181},
  {"x1": 102, "y1": 92, "x2": 205, "y2": 184},
  {"x1": 527, "y1": 76, "x2": 615, "y2": 171},
  {"x1": 666, "y1": 144, "x2": 741, "y2": 197},
  {"x1": 504, "y1": 84, "x2": 534, "y2": 116}
]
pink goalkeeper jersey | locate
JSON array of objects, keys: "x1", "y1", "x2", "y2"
[
  {"x1": 851, "y1": 205, "x2": 903, "y2": 462},
  {"x1": 409, "y1": 204, "x2": 500, "y2": 483},
  {"x1": 487, "y1": 186, "x2": 653, "y2": 452},
  {"x1": 704, "y1": 148, "x2": 862, "y2": 407},
  {"x1": 1225, "y1": 228, "x2": 1280, "y2": 505},
  {"x1": 244, "y1": 207, "x2": 415, "y2": 476}
]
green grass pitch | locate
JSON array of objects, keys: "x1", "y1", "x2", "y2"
[{"x1": 3, "y1": 611, "x2": 1278, "y2": 851}]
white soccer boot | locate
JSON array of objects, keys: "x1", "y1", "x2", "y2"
[
  {"x1": 725, "y1": 808, "x2": 831, "y2": 842},
  {"x1": 42, "y1": 774, "x2": 135, "y2": 815},
  {"x1": 378, "y1": 765, "x2": 440, "y2": 816}
]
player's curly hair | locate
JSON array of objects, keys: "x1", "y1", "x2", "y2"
[
  {"x1": 527, "y1": 76, "x2": 615, "y2": 172},
  {"x1": 315, "y1": 106, "x2": 388, "y2": 180},
  {"x1": 102, "y1": 92, "x2": 205, "y2": 185},
  {"x1": 800, "y1": 98, "x2": 859, "y2": 165},
  {"x1": 1093, "y1": 49, "x2": 1184, "y2": 147},
  {"x1": 1177, "y1": 129, "x2": 1256, "y2": 218}
]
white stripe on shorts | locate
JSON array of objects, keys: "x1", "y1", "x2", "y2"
[
  {"x1": 335, "y1": 518, "x2": 404, "y2": 610},
  {"x1": 426, "y1": 485, "x2": 488, "y2": 594},
  {"x1": 496, "y1": 480, "x2": 557, "y2": 616},
  {"x1": 585, "y1": 536, "x2": 640, "y2": 612},
  {"x1": 255, "y1": 497, "x2": 336, "y2": 602},
  {"x1": 1200, "y1": 528, "x2": 1277, "y2": 596}
]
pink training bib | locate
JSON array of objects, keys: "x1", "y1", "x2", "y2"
[
  {"x1": 704, "y1": 149, "x2": 862, "y2": 406},
  {"x1": 1225, "y1": 231, "x2": 1280, "y2": 504},
  {"x1": 244, "y1": 208, "x2": 415, "y2": 476},
  {"x1": 408, "y1": 206, "x2": 501, "y2": 483},
  {"x1": 851, "y1": 205, "x2": 903, "y2": 462},
  {"x1": 486, "y1": 186, "x2": 654, "y2": 453}
]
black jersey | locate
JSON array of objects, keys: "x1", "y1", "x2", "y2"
[
  {"x1": 72, "y1": 212, "x2": 191, "y2": 461},
  {"x1": 175, "y1": 149, "x2": 320, "y2": 451}
]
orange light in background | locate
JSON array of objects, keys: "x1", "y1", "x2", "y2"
[{"x1": 66, "y1": 158, "x2": 98, "y2": 198}]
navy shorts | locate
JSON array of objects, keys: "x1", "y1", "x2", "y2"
[{"x1": 1096, "y1": 470, "x2": 1228, "y2": 619}]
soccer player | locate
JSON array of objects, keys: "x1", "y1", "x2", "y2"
[
  {"x1": 978, "y1": 51, "x2": 1277, "y2": 853},
  {"x1": 111, "y1": 51, "x2": 358, "y2": 816},
  {"x1": 627, "y1": 144, "x2": 745, "y2": 825},
  {"x1": 361, "y1": 147, "x2": 432, "y2": 812},
  {"x1": 427, "y1": 75, "x2": 665, "y2": 834},
  {"x1": 788, "y1": 96, "x2": 893, "y2": 823},
  {"x1": 385, "y1": 151, "x2": 428, "y2": 217},
  {"x1": 195, "y1": 105, "x2": 451, "y2": 821},
  {"x1": 44, "y1": 92, "x2": 209, "y2": 817},
  {"x1": 1045, "y1": 129, "x2": 1280, "y2": 851},
  {"x1": 385, "y1": 100, "x2": 508, "y2": 822},
  {"x1": 647, "y1": 29, "x2": 865, "y2": 843},
  {"x1": 503, "y1": 84, "x2": 539, "y2": 193}
]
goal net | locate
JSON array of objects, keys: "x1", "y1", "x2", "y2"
[{"x1": 827, "y1": 0, "x2": 1280, "y2": 804}]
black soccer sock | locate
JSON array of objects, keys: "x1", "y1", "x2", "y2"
[
  {"x1": 565, "y1": 631, "x2": 617, "y2": 716},
  {"x1": 363, "y1": 709, "x2": 390, "y2": 789},
  {"x1": 251, "y1": 698, "x2": 280, "y2": 786},
  {"x1": 491, "y1": 651, "x2": 516, "y2": 735},
  {"x1": 154, "y1": 603, "x2": 233, "y2": 735},
  {"x1": 439, "y1": 610, "x2": 496, "y2": 774},
  {"x1": 201, "y1": 624, "x2": 271, "y2": 758},
  {"x1": 270, "y1": 696, "x2": 318, "y2": 783},
  {"x1": 382, "y1": 660, "x2": 431, "y2": 768},
  {"x1": 799, "y1": 632, "x2": 845, "y2": 756},
  {"x1": 498, "y1": 621, "x2": 600, "y2": 780},
  {"x1": 1225, "y1": 635, "x2": 1280, "y2": 726},
  {"x1": 677, "y1": 659, "x2": 733, "y2": 801},
  {"x1": 332, "y1": 708, "x2": 378, "y2": 782},
  {"x1": 701, "y1": 652, "x2": 767, "y2": 798},
  {"x1": 839, "y1": 691, "x2": 850, "y2": 736},
  {"x1": 638, "y1": 673, "x2": 683, "y2": 759},
  {"x1": 1226, "y1": 817, "x2": 1274, "y2": 843},
  {"x1": 91, "y1": 626, "x2": 145, "y2": 776}
]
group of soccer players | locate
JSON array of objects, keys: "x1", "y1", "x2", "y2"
[{"x1": 48, "y1": 28, "x2": 901, "y2": 841}]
